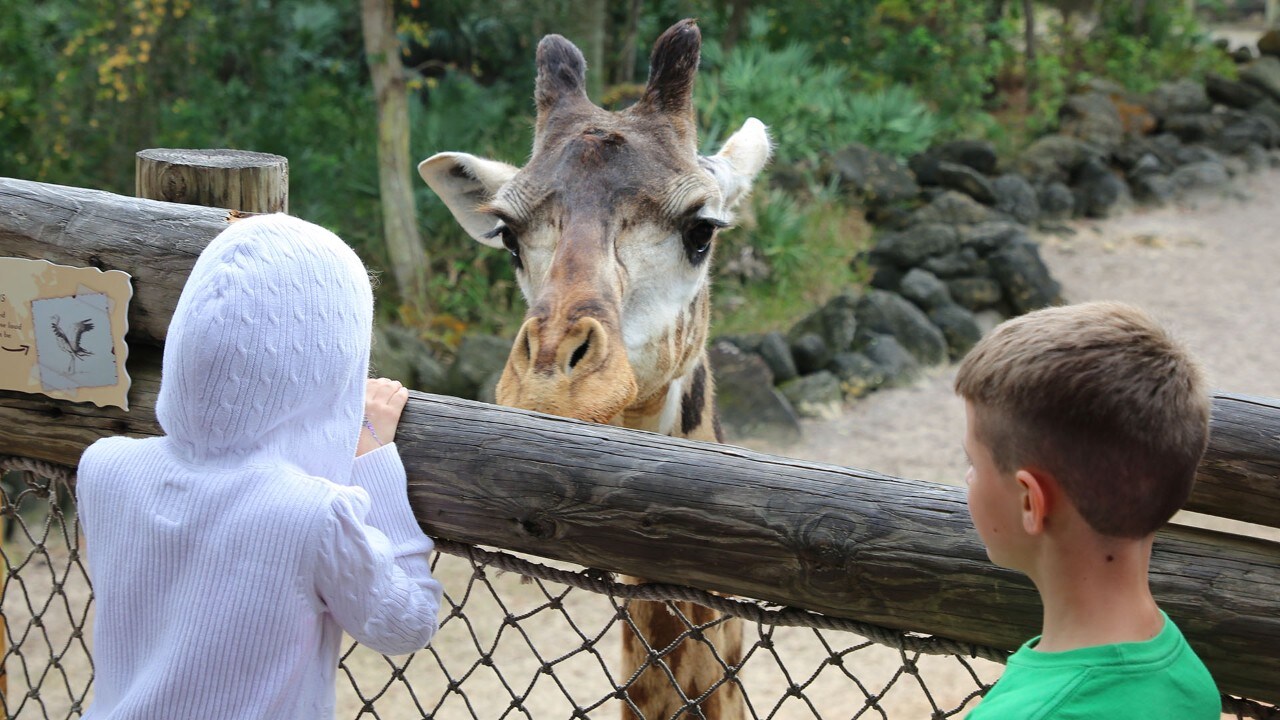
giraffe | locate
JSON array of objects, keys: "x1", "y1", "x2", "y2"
[{"x1": 419, "y1": 19, "x2": 770, "y2": 719}]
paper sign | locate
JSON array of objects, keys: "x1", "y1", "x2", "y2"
[{"x1": 0, "y1": 258, "x2": 133, "y2": 410}]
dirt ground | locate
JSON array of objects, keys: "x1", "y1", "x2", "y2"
[{"x1": 6, "y1": 171, "x2": 1279, "y2": 718}]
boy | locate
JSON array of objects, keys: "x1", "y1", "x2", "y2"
[
  {"x1": 77, "y1": 214, "x2": 443, "y2": 719},
  {"x1": 955, "y1": 301, "x2": 1219, "y2": 719}
]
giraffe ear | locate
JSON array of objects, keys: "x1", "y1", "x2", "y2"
[
  {"x1": 418, "y1": 152, "x2": 519, "y2": 247},
  {"x1": 702, "y1": 118, "x2": 772, "y2": 211}
]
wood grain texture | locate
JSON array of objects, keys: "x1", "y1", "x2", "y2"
[
  {"x1": 1192, "y1": 393, "x2": 1280, "y2": 528},
  {"x1": 135, "y1": 148, "x2": 288, "y2": 213},
  {"x1": 0, "y1": 177, "x2": 229, "y2": 346}
]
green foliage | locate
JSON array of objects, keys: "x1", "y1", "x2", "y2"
[
  {"x1": 411, "y1": 70, "x2": 531, "y2": 336},
  {"x1": 712, "y1": 186, "x2": 867, "y2": 336},
  {"x1": 696, "y1": 39, "x2": 941, "y2": 164},
  {"x1": 1077, "y1": 1, "x2": 1236, "y2": 93}
]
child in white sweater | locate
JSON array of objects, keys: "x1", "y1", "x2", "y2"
[{"x1": 76, "y1": 214, "x2": 442, "y2": 719}]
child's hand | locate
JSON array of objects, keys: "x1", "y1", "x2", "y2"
[{"x1": 357, "y1": 378, "x2": 409, "y2": 457}]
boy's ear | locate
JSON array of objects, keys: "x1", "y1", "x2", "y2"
[{"x1": 1016, "y1": 469, "x2": 1052, "y2": 535}]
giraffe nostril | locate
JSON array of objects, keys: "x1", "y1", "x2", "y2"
[{"x1": 567, "y1": 334, "x2": 590, "y2": 371}]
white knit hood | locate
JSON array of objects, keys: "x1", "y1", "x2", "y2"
[{"x1": 156, "y1": 214, "x2": 372, "y2": 484}]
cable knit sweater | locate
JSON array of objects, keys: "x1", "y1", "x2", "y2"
[{"x1": 76, "y1": 214, "x2": 442, "y2": 720}]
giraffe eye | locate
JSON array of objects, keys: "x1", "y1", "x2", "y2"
[
  {"x1": 484, "y1": 224, "x2": 523, "y2": 271},
  {"x1": 681, "y1": 218, "x2": 726, "y2": 265}
]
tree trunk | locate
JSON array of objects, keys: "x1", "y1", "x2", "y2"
[
  {"x1": 1023, "y1": 0, "x2": 1037, "y2": 95},
  {"x1": 361, "y1": 0, "x2": 429, "y2": 315},
  {"x1": 722, "y1": 0, "x2": 752, "y2": 53}
]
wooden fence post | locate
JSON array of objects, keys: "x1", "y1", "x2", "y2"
[{"x1": 135, "y1": 148, "x2": 288, "y2": 213}]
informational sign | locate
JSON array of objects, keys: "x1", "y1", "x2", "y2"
[{"x1": 0, "y1": 257, "x2": 133, "y2": 410}]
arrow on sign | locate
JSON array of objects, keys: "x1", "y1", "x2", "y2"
[{"x1": 2, "y1": 345, "x2": 31, "y2": 355}]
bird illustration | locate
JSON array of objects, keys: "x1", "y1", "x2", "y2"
[{"x1": 50, "y1": 314, "x2": 95, "y2": 375}]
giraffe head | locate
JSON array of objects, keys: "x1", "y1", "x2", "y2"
[{"x1": 421, "y1": 19, "x2": 770, "y2": 425}]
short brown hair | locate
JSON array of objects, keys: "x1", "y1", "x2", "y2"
[{"x1": 955, "y1": 301, "x2": 1210, "y2": 537}]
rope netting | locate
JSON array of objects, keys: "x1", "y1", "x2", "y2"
[{"x1": 0, "y1": 455, "x2": 1275, "y2": 720}]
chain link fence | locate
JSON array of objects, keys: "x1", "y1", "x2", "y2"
[{"x1": 2, "y1": 456, "x2": 1276, "y2": 719}]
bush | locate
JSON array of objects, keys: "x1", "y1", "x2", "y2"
[{"x1": 696, "y1": 39, "x2": 941, "y2": 164}]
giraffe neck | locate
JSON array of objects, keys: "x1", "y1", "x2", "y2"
[{"x1": 619, "y1": 351, "x2": 720, "y2": 442}]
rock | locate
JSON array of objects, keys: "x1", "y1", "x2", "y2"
[
  {"x1": 1223, "y1": 156, "x2": 1250, "y2": 178},
  {"x1": 1143, "y1": 79, "x2": 1213, "y2": 119},
  {"x1": 773, "y1": 371, "x2": 844, "y2": 417},
  {"x1": 1259, "y1": 28, "x2": 1280, "y2": 58},
  {"x1": 972, "y1": 309, "x2": 1005, "y2": 336},
  {"x1": 445, "y1": 334, "x2": 513, "y2": 400},
  {"x1": 1215, "y1": 112, "x2": 1280, "y2": 154},
  {"x1": 909, "y1": 191, "x2": 1007, "y2": 226},
  {"x1": 1127, "y1": 153, "x2": 1167, "y2": 178},
  {"x1": 829, "y1": 143, "x2": 921, "y2": 207},
  {"x1": 987, "y1": 242, "x2": 1063, "y2": 314},
  {"x1": 870, "y1": 223, "x2": 961, "y2": 266},
  {"x1": 898, "y1": 268, "x2": 953, "y2": 311},
  {"x1": 717, "y1": 333, "x2": 765, "y2": 356},
  {"x1": 907, "y1": 152, "x2": 942, "y2": 186},
  {"x1": 1121, "y1": 134, "x2": 1193, "y2": 171},
  {"x1": 960, "y1": 222, "x2": 1028, "y2": 254},
  {"x1": 992, "y1": 173, "x2": 1040, "y2": 225},
  {"x1": 707, "y1": 341, "x2": 802, "y2": 443},
  {"x1": 921, "y1": 247, "x2": 984, "y2": 278},
  {"x1": 1073, "y1": 157, "x2": 1132, "y2": 218},
  {"x1": 1131, "y1": 172, "x2": 1176, "y2": 204},
  {"x1": 931, "y1": 139, "x2": 1000, "y2": 175},
  {"x1": 757, "y1": 331, "x2": 798, "y2": 384},
  {"x1": 1173, "y1": 144, "x2": 1225, "y2": 167},
  {"x1": 1163, "y1": 113, "x2": 1225, "y2": 145},
  {"x1": 936, "y1": 161, "x2": 998, "y2": 204},
  {"x1": 827, "y1": 352, "x2": 885, "y2": 399},
  {"x1": 1037, "y1": 181, "x2": 1076, "y2": 220},
  {"x1": 861, "y1": 334, "x2": 922, "y2": 388},
  {"x1": 1058, "y1": 92, "x2": 1125, "y2": 152},
  {"x1": 1249, "y1": 98, "x2": 1280, "y2": 128},
  {"x1": 790, "y1": 332, "x2": 832, "y2": 376},
  {"x1": 1018, "y1": 135, "x2": 1107, "y2": 185},
  {"x1": 788, "y1": 293, "x2": 859, "y2": 356},
  {"x1": 1170, "y1": 161, "x2": 1231, "y2": 192},
  {"x1": 779, "y1": 371, "x2": 844, "y2": 420},
  {"x1": 1206, "y1": 72, "x2": 1266, "y2": 109},
  {"x1": 928, "y1": 303, "x2": 984, "y2": 359},
  {"x1": 1243, "y1": 143, "x2": 1270, "y2": 171},
  {"x1": 854, "y1": 290, "x2": 948, "y2": 366},
  {"x1": 370, "y1": 323, "x2": 448, "y2": 392},
  {"x1": 1241, "y1": 56, "x2": 1280, "y2": 104},
  {"x1": 946, "y1": 277, "x2": 1005, "y2": 311},
  {"x1": 869, "y1": 262, "x2": 904, "y2": 291}
]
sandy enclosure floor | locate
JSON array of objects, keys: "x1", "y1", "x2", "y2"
[{"x1": 5, "y1": 171, "x2": 1279, "y2": 718}]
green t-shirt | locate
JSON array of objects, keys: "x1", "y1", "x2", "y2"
[{"x1": 966, "y1": 612, "x2": 1218, "y2": 720}]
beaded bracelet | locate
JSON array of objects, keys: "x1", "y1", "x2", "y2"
[{"x1": 362, "y1": 416, "x2": 383, "y2": 447}]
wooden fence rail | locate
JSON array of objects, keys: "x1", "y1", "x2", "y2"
[{"x1": 1, "y1": 175, "x2": 1278, "y2": 703}]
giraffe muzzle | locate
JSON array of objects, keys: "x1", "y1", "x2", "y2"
[{"x1": 496, "y1": 315, "x2": 639, "y2": 424}]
